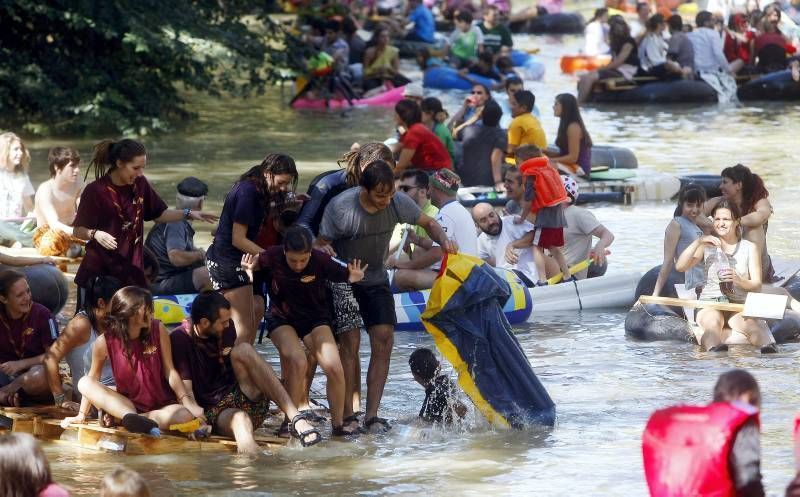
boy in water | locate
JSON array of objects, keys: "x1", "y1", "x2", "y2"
[
  {"x1": 643, "y1": 369, "x2": 764, "y2": 497},
  {"x1": 409, "y1": 347, "x2": 466, "y2": 424}
]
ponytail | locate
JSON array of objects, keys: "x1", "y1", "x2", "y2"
[{"x1": 86, "y1": 139, "x2": 146, "y2": 181}]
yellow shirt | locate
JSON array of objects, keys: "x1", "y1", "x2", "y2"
[{"x1": 508, "y1": 113, "x2": 547, "y2": 150}]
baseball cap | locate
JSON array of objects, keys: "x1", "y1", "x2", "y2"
[
  {"x1": 177, "y1": 177, "x2": 209, "y2": 197},
  {"x1": 562, "y1": 175, "x2": 579, "y2": 202}
]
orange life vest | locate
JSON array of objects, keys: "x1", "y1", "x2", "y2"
[{"x1": 519, "y1": 157, "x2": 568, "y2": 213}]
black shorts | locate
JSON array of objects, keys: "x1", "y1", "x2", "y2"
[
  {"x1": 352, "y1": 283, "x2": 396, "y2": 329},
  {"x1": 207, "y1": 258, "x2": 250, "y2": 291},
  {"x1": 266, "y1": 312, "x2": 332, "y2": 340},
  {"x1": 151, "y1": 270, "x2": 196, "y2": 295}
]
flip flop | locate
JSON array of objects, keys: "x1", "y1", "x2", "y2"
[
  {"x1": 122, "y1": 413, "x2": 161, "y2": 437},
  {"x1": 290, "y1": 413, "x2": 322, "y2": 447}
]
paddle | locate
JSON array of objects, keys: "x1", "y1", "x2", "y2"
[
  {"x1": 546, "y1": 250, "x2": 611, "y2": 285},
  {"x1": 638, "y1": 293, "x2": 788, "y2": 320},
  {"x1": 590, "y1": 166, "x2": 610, "y2": 173}
]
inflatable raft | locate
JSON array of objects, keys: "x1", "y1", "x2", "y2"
[
  {"x1": 560, "y1": 54, "x2": 611, "y2": 74},
  {"x1": 152, "y1": 268, "x2": 533, "y2": 332},
  {"x1": 590, "y1": 79, "x2": 718, "y2": 104},
  {"x1": 678, "y1": 173, "x2": 722, "y2": 198},
  {"x1": 291, "y1": 85, "x2": 406, "y2": 109},
  {"x1": 511, "y1": 12, "x2": 585, "y2": 34},
  {"x1": 738, "y1": 70, "x2": 800, "y2": 101},
  {"x1": 530, "y1": 271, "x2": 641, "y2": 312},
  {"x1": 423, "y1": 67, "x2": 499, "y2": 91}
]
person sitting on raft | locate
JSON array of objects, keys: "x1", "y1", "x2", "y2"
[
  {"x1": 455, "y1": 100, "x2": 507, "y2": 190},
  {"x1": 446, "y1": 10, "x2": 484, "y2": 68},
  {"x1": 578, "y1": 16, "x2": 640, "y2": 103},
  {"x1": 145, "y1": 177, "x2": 212, "y2": 296},
  {"x1": 171, "y1": 292, "x2": 322, "y2": 452},
  {"x1": 506, "y1": 146, "x2": 572, "y2": 286},
  {"x1": 666, "y1": 15, "x2": 695, "y2": 79},
  {"x1": 0, "y1": 270, "x2": 58, "y2": 407},
  {"x1": 460, "y1": 51, "x2": 503, "y2": 83},
  {"x1": 637, "y1": 14, "x2": 686, "y2": 80},
  {"x1": 390, "y1": 169, "x2": 478, "y2": 291},
  {"x1": 507, "y1": 91, "x2": 548, "y2": 158},
  {"x1": 675, "y1": 200, "x2": 777, "y2": 353},
  {"x1": 363, "y1": 25, "x2": 412, "y2": 92},
  {"x1": 394, "y1": 99, "x2": 454, "y2": 176},
  {"x1": 420, "y1": 97, "x2": 456, "y2": 166},
  {"x1": 409, "y1": 347, "x2": 466, "y2": 424},
  {"x1": 473, "y1": 202, "x2": 539, "y2": 286},
  {"x1": 205, "y1": 154, "x2": 297, "y2": 345},
  {"x1": 0, "y1": 132, "x2": 34, "y2": 247},
  {"x1": 61, "y1": 286, "x2": 205, "y2": 435},
  {"x1": 242, "y1": 226, "x2": 366, "y2": 438},
  {"x1": 584, "y1": 8, "x2": 610, "y2": 57},
  {"x1": 544, "y1": 93, "x2": 592, "y2": 177},
  {"x1": 33, "y1": 147, "x2": 83, "y2": 258},
  {"x1": 72, "y1": 139, "x2": 217, "y2": 309},
  {"x1": 652, "y1": 184, "x2": 708, "y2": 298},
  {"x1": 688, "y1": 11, "x2": 739, "y2": 102},
  {"x1": 43, "y1": 276, "x2": 122, "y2": 412},
  {"x1": 751, "y1": 3, "x2": 800, "y2": 81},
  {"x1": 478, "y1": 5, "x2": 513, "y2": 56},
  {"x1": 449, "y1": 83, "x2": 492, "y2": 135},
  {"x1": 643, "y1": 368, "x2": 765, "y2": 497}
]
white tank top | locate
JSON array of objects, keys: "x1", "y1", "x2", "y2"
[
  {"x1": 698, "y1": 239, "x2": 756, "y2": 303},
  {"x1": 63, "y1": 311, "x2": 114, "y2": 390}
]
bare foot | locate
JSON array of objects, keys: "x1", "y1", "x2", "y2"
[
  {"x1": 237, "y1": 440, "x2": 261, "y2": 455},
  {"x1": 0, "y1": 390, "x2": 20, "y2": 407}
]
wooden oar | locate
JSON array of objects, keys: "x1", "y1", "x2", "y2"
[
  {"x1": 639, "y1": 293, "x2": 788, "y2": 319},
  {"x1": 639, "y1": 295, "x2": 744, "y2": 313}
]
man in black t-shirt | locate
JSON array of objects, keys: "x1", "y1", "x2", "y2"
[{"x1": 170, "y1": 292, "x2": 321, "y2": 452}]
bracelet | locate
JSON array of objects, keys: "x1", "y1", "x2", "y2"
[
  {"x1": 183, "y1": 208, "x2": 191, "y2": 220},
  {"x1": 89, "y1": 229, "x2": 96, "y2": 240},
  {"x1": 53, "y1": 393, "x2": 65, "y2": 406}
]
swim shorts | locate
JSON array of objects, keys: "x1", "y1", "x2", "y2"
[
  {"x1": 265, "y1": 313, "x2": 332, "y2": 340},
  {"x1": 207, "y1": 258, "x2": 250, "y2": 291},
  {"x1": 204, "y1": 385, "x2": 272, "y2": 432},
  {"x1": 327, "y1": 281, "x2": 364, "y2": 336},
  {"x1": 352, "y1": 283, "x2": 396, "y2": 329},
  {"x1": 532, "y1": 227, "x2": 564, "y2": 249}
]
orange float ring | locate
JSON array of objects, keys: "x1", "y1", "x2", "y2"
[{"x1": 559, "y1": 54, "x2": 612, "y2": 74}]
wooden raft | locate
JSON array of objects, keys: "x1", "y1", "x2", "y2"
[{"x1": 0, "y1": 407, "x2": 287, "y2": 454}]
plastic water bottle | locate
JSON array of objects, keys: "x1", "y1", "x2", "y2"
[{"x1": 716, "y1": 247, "x2": 734, "y2": 299}]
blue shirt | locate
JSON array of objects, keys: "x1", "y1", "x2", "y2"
[{"x1": 409, "y1": 5, "x2": 435, "y2": 43}]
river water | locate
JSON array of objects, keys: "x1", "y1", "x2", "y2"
[{"x1": 21, "y1": 33, "x2": 800, "y2": 496}]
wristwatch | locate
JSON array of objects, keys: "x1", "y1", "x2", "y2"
[{"x1": 183, "y1": 208, "x2": 191, "y2": 219}]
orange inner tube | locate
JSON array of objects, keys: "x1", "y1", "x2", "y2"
[{"x1": 560, "y1": 55, "x2": 612, "y2": 74}]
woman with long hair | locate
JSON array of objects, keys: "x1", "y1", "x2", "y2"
[
  {"x1": 61, "y1": 286, "x2": 203, "y2": 434},
  {"x1": 652, "y1": 185, "x2": 708, "y2": 297},
  {"x1": 395, "y1": 99, "x2": 453, "y2": 175},
  {"x1": 43, "y1": 276, "x2": 123, "y2": 412},
  {"x1": 72, "y1": 139, "x2": 217, "y2": 306},
  {"x1": 205, "y1": 153, "x2": 298, "y2": 345},
  {"x1": 420, "y1": 97, "x2": 456, "y2": 165},
  {"x1": 578, "y1": 17, "x2": 639, "y2": 102},
  {"x1": 363, "y1": 24, "x2": 411, "y2": 91},
  {"x1": 0, "y1": 132, "x2": 35, "y2": 246},
  {"x1": 545, "y1": 93, "x2": 594, "y2": 177},
  {"x1": 0, "y1": 270, "x2": 57, "y2": 407},
  {"x1": 704, "y1": 164, "x2": 774, "y2": 281},
  {"x1": 676, "y1": 200, "x2": 776, "y2": 352},
  {"x1": 584, "y1": 8, "x2": 610, "y2": 56},
  {"x1": 0, "y1": 433, "x2": 69, "y2": 497}
]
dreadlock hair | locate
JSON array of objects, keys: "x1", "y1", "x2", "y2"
[{"x1": 337, "y1": 142, "x2": 394, "y2": 188}]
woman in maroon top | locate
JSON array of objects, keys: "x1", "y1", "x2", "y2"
[
  {"x1": 61, "y1": 286, "x2": 205, "y2": 435},
  {"x1": 0, "y1": 270, "x2": 57, "y2": 406},
  {"x1": 242, "y1": 226, "x2": 366, "y2": 436},
  {"x1": 394, "y1": 99, "x2": 453, "y2": 176},
  {"x1": 72, "y1": 139, "x2": 217, "y2": 306}
]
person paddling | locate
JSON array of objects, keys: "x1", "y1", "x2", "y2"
[
  {"x1": 72, "y1": 139, "x2": 217, "y2": 308},
  {"x1": 61, "y1": 286, "x2": 203, "y2": 436}
]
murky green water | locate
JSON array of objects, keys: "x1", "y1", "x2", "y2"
[{"x1": 19, "y1": 32, "x2": 800, "y2": 496}]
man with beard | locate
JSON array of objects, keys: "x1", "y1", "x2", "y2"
[{"x1": 472, "y1": 202, "x2": 538, "y2": 286}]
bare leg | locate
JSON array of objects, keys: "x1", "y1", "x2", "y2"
[
  {"x1": 222, "y1": 285, "x2": 256, "y2": 344},
  {"x1": 532, "y1": 246, "x2": 548, "y2": 283},
  {"x1": 339, "y1": 328, "x2": 362, "y2": 418},
  {"x1": 393, "y1": 269, "x2": 437, "y2": 291},
  {"x1": 229, "y1": 342, "x2": 315, "y2": 436},
  {"x1": 0, "y1": 365, "x2": 50, "y2": 406},
  {"x1": 192, "y1": 266, "x2": 212, "y2": 292},
  {"x1": 577, "y1": 71, "x2": 600, "y2": 103},
  {"x1": 303, "y1": 351, "x2": 317, "y2": 412},
  {"x1": 144, "y1": 404, "x2": 194, "y2": 429},
  {"x1": 365, "y1": 324, "x2": 393, "y2": 421},
  {"x1": 696, "y1": 308, "x2": 726, "y2": 351},
  {"x1": 729, "y1": 313, "x2": 775, "y2": 348},
  {"x1": 544, "y1": 255, "x2": 561, "y2": 280},
  {"x1": 549, "y1": 247, "x2": 571, "y2": 280},
  {"x1": 303, "y1": 326, "x2": 346, "y2": 428},
  {"x1": 215, "y1": 408, "x2": 260, "y2": 455},
  {"x1": 269, "y1": 326, "x2": 308, "y2": 410}
]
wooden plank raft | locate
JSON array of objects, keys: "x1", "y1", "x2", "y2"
[{"x1": 0, "y1": 407, "x2": 287, "y2": 454}]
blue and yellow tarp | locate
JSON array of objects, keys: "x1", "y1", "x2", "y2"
[{"x1": 421, "y1": 253, "x2": 556, "y2": 429}]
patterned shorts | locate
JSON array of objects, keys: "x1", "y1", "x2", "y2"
[
  {"x1": 204, "y1": 385, "x2": 272, "y2": 431},
  {"x1": 207, "y1": 258, "x2": 250, "y2": 291},
  {"x1": 326, "y1": 281, "x2": 363, "y2": 336}
]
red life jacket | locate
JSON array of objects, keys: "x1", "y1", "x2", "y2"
[
  {"x1": 519, "y1": 157, "x2": 568, "y2": 213},
  {"x1": 642, "y1": 402, "x2": 759, "y2": 497}
]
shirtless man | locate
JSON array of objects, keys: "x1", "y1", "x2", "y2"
[{"x1": 33, "y1": 147, "x2": 82, "y2": 257}]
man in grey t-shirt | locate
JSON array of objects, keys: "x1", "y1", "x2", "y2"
[{"x1": 316, "y1": 160, "x2": 456, "y2": 432}]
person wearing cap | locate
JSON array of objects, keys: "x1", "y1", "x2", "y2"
[
  {"x1": 551, "y1": 176, "x2": 615, "y2": 279},
  {"x1": 145, "y1": 177, "x2": 211, "y2": 295},
  {"x1": 472, "y1": 202, "x2": 539, "y2": 286},
  {"x1": 390, "y1": 169, "x2": 478, "y2": 291},
  {"x1": 402, "y1": 83, "x2": 425, "y2": 104}
]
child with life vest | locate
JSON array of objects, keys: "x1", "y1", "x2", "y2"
[
  {"x1": 642, "y1": 369, "x2": 765, "y2": 497},
  {"x1": 505, "y1": 145, "x2": 571, "y2": 286}
]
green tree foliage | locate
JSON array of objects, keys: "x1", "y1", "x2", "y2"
[{"x1": 0, "y1": 1, "x2": 302, "y2": 135}]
